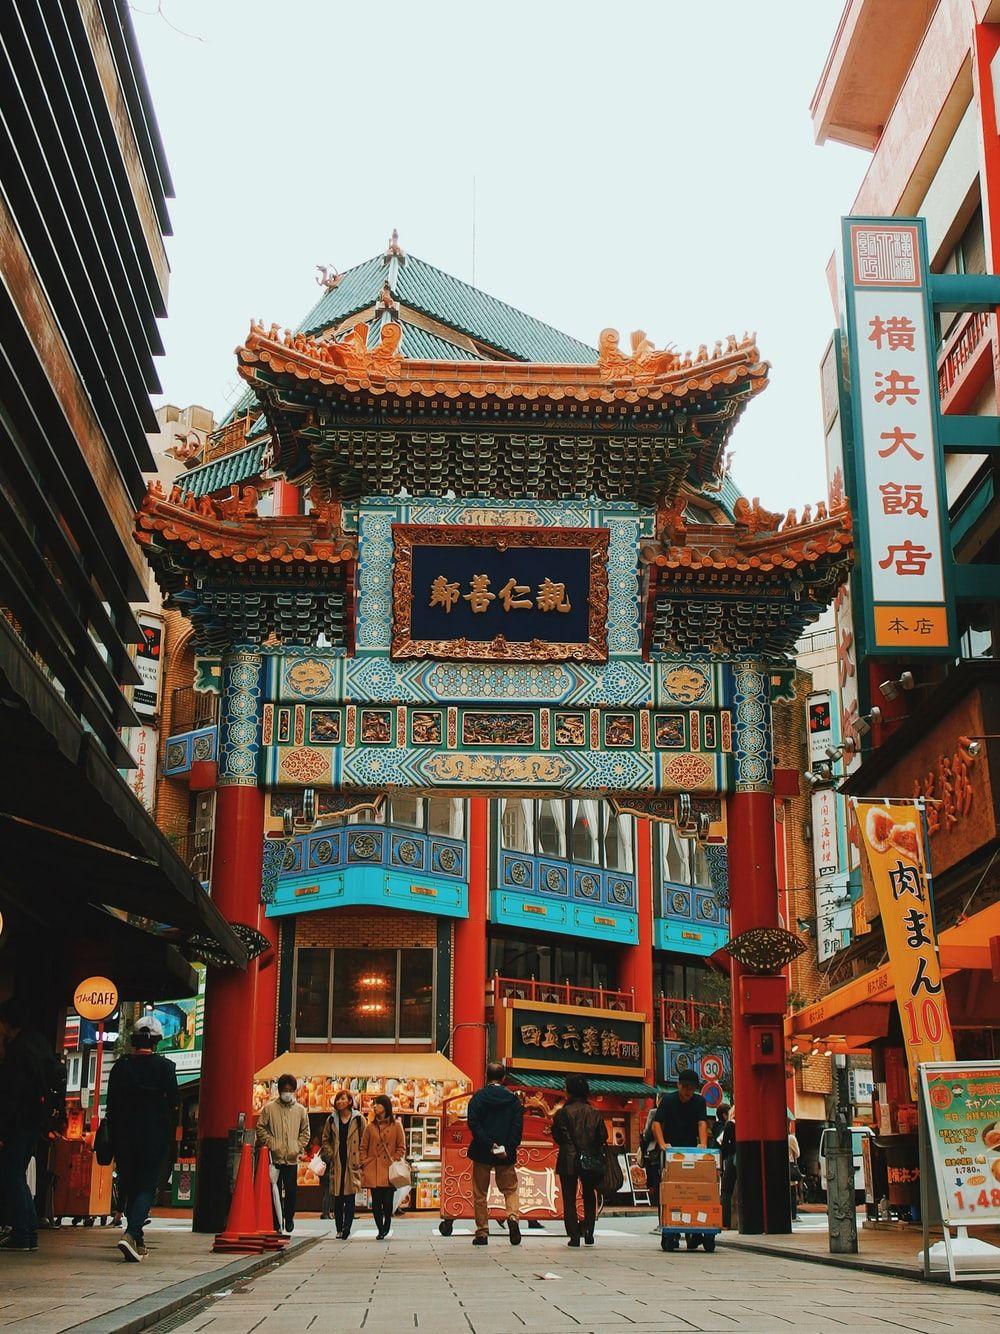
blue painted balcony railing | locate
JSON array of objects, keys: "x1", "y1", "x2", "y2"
[
  {"x1": 654, "y1": 882, "x2": 728, "y2": 956},
  {"x1": 491, "y1": 849, "x2": 638, "y2": 945},
  {"x1": 163, "y1": 725, "x2": 218, "y2": 777},
  {"x1": 266, "y1": 822, "x2": 468, "y2": 919}
]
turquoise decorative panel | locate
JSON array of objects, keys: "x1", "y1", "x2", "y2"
[
  {"x1": 162, "y1": 724, "x2": 217, "y2": 776},
  {"x1": 654, "y1": 916, "x2": 728, "y2": 956},
  {"x1": 658, "y1": 1041, "x2": 732, "y2": 1088},
  {"x1": 267, "y1": 866, "x2": 467, "y2": 919},
  {"x1": 490, "y1": 889, "x2": 639, "y2": 944}
]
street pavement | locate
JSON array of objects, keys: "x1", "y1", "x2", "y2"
[{"x1": 162, "y1": 1216, "x2": 1000, "y2": 1334}]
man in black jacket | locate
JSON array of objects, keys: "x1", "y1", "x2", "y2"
[
  {"x1": 106, "y1": 1014, "x2": 178, "y2": 1262},
  {"x1": 0, "y1": 996, "x2": 61, "y2": 1253},
  {"x1": 466, "y1": 1062, "x2": 523, "y2": 1246}
]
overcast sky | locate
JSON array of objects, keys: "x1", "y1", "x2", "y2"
[{"x1": 133, "y1": 0, "x2": 868, "y2": 513}]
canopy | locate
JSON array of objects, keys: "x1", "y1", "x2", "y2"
[
  {"x1": 255, "y1": 1050, "x2": 468, "y2": 1084},
  {"x1": 510, "y1": 1072, "x2": 661, "y2": 1099}
]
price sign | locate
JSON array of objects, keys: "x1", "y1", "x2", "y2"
[
  {"x1": 73, "y1": 976, "x2": 118, "y2": 1022},
  {"x1": 920, "y1": 1061, "x2": 1000, "y2": 1227}
]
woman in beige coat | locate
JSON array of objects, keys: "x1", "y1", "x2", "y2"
[
  {"x1": 361, "y1": 1094, "x2": 406, "y2": 1239},
  {"x1": 321, "y1": 1090, "x2": 363, "y2": 1238}
]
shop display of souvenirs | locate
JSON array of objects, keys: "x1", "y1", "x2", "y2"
[{"x1": 253, "y1": 1074, "x2": 470, "y2": 1117}]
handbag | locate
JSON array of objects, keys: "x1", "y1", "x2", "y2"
[
  {"x1": 94, "y1": 1118, "x2": 113, "y2": 1167},
  {"x1": 602, "y1": 1146, "x2": 625, "y2": 1197},
  {"x1": 388, "y1": 1157, "x2": 411, "y2": 1188},
  {"x1": 309, "y1": 1151, "x2": 326, "y2": 1177},
  {"x1": 566, "y1": 1110, "x2": 605, "y2": 1188}
]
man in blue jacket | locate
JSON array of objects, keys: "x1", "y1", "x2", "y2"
[{"x1": 466, "y1": 1062, "x2": 522, "y2": 1246}]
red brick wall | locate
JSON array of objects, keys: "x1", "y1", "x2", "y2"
[
  {"x1": 293, "y1": 908, "x2": 437, "y2": 950},
  {"x1": 153, "y1": 609, "x2": 195, "y2": 837}
]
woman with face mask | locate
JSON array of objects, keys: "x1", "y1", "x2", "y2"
[
  {"x1": 256, "y1": 1074, "x2": 310, "y2": 1234},
  {"x1": 321, "y1": 1090, "x2": 364, "y2": 1238}
]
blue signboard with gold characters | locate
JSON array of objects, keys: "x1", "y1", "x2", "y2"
[{"x1": 392, "y1": 525, "x2": 609, "y2": 662}]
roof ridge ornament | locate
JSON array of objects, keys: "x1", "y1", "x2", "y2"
[
  {"x1": 385, "y1": 228, "x2": 405, "y2": 261},
  {"x1": 316, "y1": 265, "x2": 341, "y2": 292}
]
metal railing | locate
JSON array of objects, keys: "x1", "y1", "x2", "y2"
[
  {"x1": 938, "y1": 309, "x2": 991, "y2": 405},
  {"x1": 170, "y1": 827, "x2": 214, "y2": 885},
  {"x1": 493, "y1": 974, "x2": 634, "y2": 1011},
  {"x1": 169, "y1": 686, "x2": 218, "y2": 735},
  {"x1": 655, "y1": 995, "x2": 728, "y2": 1041}
]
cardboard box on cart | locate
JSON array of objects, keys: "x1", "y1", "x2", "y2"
[{"x1": 659, "y1": 1151, "x2": 721, "y2": 1230}]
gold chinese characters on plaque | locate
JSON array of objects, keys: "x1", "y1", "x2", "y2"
[{"x1": 391, "y1": 524, "x2": 609, "y2": 662}]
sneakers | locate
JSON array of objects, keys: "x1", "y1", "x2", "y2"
[
  {"x1": 472, "y1": 1234, "x2": 488, "y2": 1246},
  {"x1": 507, "y1": 1216, "x2": 521, "y2": 1246},
  {"x1": 117, "y1": 1234, "x2": 143, "y2": 1263},
  {"x1": 584, "y1": 1232, "x2": 595, "y2": 1246},
  {"x1": 0, "y1": 1236, "x2": 32, "y2": 1253},
  {"x1": 567, "y1": 1236, "x2": 581, "y2": 1247}
]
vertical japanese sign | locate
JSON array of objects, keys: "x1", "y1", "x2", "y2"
[
  {"x1": 133, "y1": 615, "x2": 163, "y2": 718},
  {"x1": 852, "y1": 798, "x2": 955, "y2": 1094},
  {"x1": 841, "y1": 219, "x2": 955, "y2": 654}
]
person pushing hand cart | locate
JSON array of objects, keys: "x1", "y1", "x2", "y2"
[{"x1": 652, "y1": 1069, "x2": 719, "y2": 1253}]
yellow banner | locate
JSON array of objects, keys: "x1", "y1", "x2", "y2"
[{"x1": 851, "y1": 799, "x2": 954, "y2": 1096}]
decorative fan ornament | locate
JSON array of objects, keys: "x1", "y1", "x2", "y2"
[
  {"x1": 187, "y1": 923, "x2": 271, "y2": 969},
  {"x1": 723, "y1": 927, "x2": 805, "y2": 974}
]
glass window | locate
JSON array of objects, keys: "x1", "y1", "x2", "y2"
[
  {"x1": 389, "y1": 794, "x2": 424, "y2": 830},
  {"x1": 399, "y1": 949, "x2": 434, "y2": 1039},
  {"x1": 537, "y1": 799, "x2": 568, "y2": 859},
  {"x1": 500, "y1": 797, "x2": 534, "y2": 853},
  {"x1": 603, "y1": 807, "x2": 634, "y2": 872},
  {"x1": 294, "y1": 948, "x2": 331, "y2": 1038},
  {"x1": 332, "y1": 949, "x2": 396, "y2": 1040},
  {"x1": 660, "y1": 824, "x2": 713, "y2": 888},
  {"x1": 570, "y1": 800, "x2": 601, "y2": 864},
  {"x1": 427, "y1": 796, "x2": 464, "y2": 839}
]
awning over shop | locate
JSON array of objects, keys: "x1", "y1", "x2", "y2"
[
  {"x1": 177, "y1": 1072, "x2": 201, "y2": 1088},
  {"x1": 510, "y1": 1072, "x2": 661, "y2": 1098},
  {"x1": 0, "y1": 615, "x2": 246, "y2": 967},
  {"x1": 255, "y1": 1050, "x2": 469, "y2": 1084}
]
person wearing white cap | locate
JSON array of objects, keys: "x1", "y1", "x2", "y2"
[{"x1": 105, "y1": 1013, "x2": 178, "y2": 1261}]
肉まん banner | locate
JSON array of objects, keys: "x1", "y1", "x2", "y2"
[
  {"x1": 852, "y1": 798, "x2": 954, "y2": 1095},
  {"x1": 920, "y1": 1062, "x2": 1000, "y2": 1227},
  {"x1": 840, "y1": 218, "x2": 955, "y2": 655}
]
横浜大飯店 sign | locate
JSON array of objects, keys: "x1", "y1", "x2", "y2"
[
  {"x1": 839, "y1": 218, "x2": 955, "y2": 655},
  {"x1": 391, "y1": 524, "x2": 609, "y2": 662}
]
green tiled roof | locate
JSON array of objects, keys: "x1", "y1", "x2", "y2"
[
  {"x1": 176, "y1": 441, "x2": 267, "y2": 497},
  {"x1": 367, "y1": 319, "x2": 479, "y2": 361},
  {"x1": 300, "y1": 251, "x2": 597, "y2": 364},
  {"x1": 510, "y1": 1073, "x2": 662, "y2": 1097}
]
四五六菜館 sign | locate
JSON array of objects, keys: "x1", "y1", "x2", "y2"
[
  {"x1": 391, "y1": 524, "x2": 609, "y2": 662},
  {"x1": 497, "y1": 998, "x2": 647, "y2": 1079},
  {"x1": 839, "y1": 218, "x2": 955, "y2": 655}
]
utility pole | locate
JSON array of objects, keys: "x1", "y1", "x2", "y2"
[{"x1": 827, "y1": 1054, "x2": 858, "y2": 1253}]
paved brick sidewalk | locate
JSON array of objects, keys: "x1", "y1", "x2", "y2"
[{"x1": 164, "y1": 1217, "x2": 1000, "y2": 1333}]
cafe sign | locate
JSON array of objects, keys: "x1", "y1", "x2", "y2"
[
  {"x1": 391, "y1": 524, "x2": 609, "y2": 662},
  {"x1": 497, "y1": 998, "x2": 648, "y2": 1079}
]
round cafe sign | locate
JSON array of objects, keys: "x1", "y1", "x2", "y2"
[{"x1": 73, "y1": 976, "x2": 118, "y2": 1022}]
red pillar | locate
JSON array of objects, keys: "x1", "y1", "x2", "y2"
[
  {"x1": 453, "y1": 796, "x2": 489, "y2": 1082},
  {"x1": 619, "y1": 816, "x2": 655, "y2": 1084},
  {"x1": 194, "y1": 652, "x2": 266, "y2": 1233},
  {"x1": 272, "y1": 479, "x2": 301, "y2": 516},
  {"x1": 729, "y1": 789, "x2": 790, "y2": 1233}
]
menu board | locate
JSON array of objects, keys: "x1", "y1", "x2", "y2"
[{"x1": 920, "y1": 1061, "x2": 1000, "y2": 1225}]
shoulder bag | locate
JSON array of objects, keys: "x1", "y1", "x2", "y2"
[{"x1": 566, "y1": 1109, "x2": 605, "y2": 1189}]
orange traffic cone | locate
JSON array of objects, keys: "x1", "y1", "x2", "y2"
[
  {"x1": 254, "y1": 1145, "x2": 288, "y2": 1250},
  {"x1": 212, "y1": 1139, "x2": 264, "y2": 1253}
]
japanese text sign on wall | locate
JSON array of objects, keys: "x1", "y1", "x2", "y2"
[
  {"x1": 840, "y1": 219, "x2": 955, "y2": 655},
  {"x1": 391, "y1": 525, "x2": 609, "y2": 662},
  {"x1": 498, "y1": 999, "x2": 648, "y2": 1079},
  {"x1": 852, "y1": 798, "x2": 955, "y2": 1095},
  {"x1": 920, "y1": 1061, "x2": 1000, "y2": 1232}
]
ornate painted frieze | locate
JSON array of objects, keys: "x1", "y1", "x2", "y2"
[{"x1": 218, "y1": 652, "x2": 264, "y2": 787}]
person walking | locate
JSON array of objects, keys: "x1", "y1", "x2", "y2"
[
  {"x1": 105, "y1": 1014, "x2": 178, "y2": 1262},
  {"x1": 361, "y1": 1094, "x2": 405, "y2": 1239},
  {"x1": 551, "y1": 1075, "x2": 607, "y2": 1247},
  {"x1": 788, "y1": 1116, "x2": 801, "y2": 1222},
  {"x1": 466, "y1": 1062, "x2": 523, "y2": 1247},
  {"x1": 711, "y1": 1103, "x2": 731, "y2": 1148},
  {"x1": 321, "y1": 1090, "x2": 363, "y2": 1238},
  {"x1": 256, "y1": 1074, "x2": 309, "y2": 1235},
  {"x1": 0, "y1": 997, "x2": 62, "y2": 1254},
  {"x1": 720, "y1": 1105, "x2": 737, "y2": 1229},
  {"x1": 651, "y1": 1068, "x2": 710, "y2": 1249}
]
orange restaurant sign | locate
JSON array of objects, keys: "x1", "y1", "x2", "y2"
[{"x1": 851, "y1": 798, "x2": 954, "y2": 1096}]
